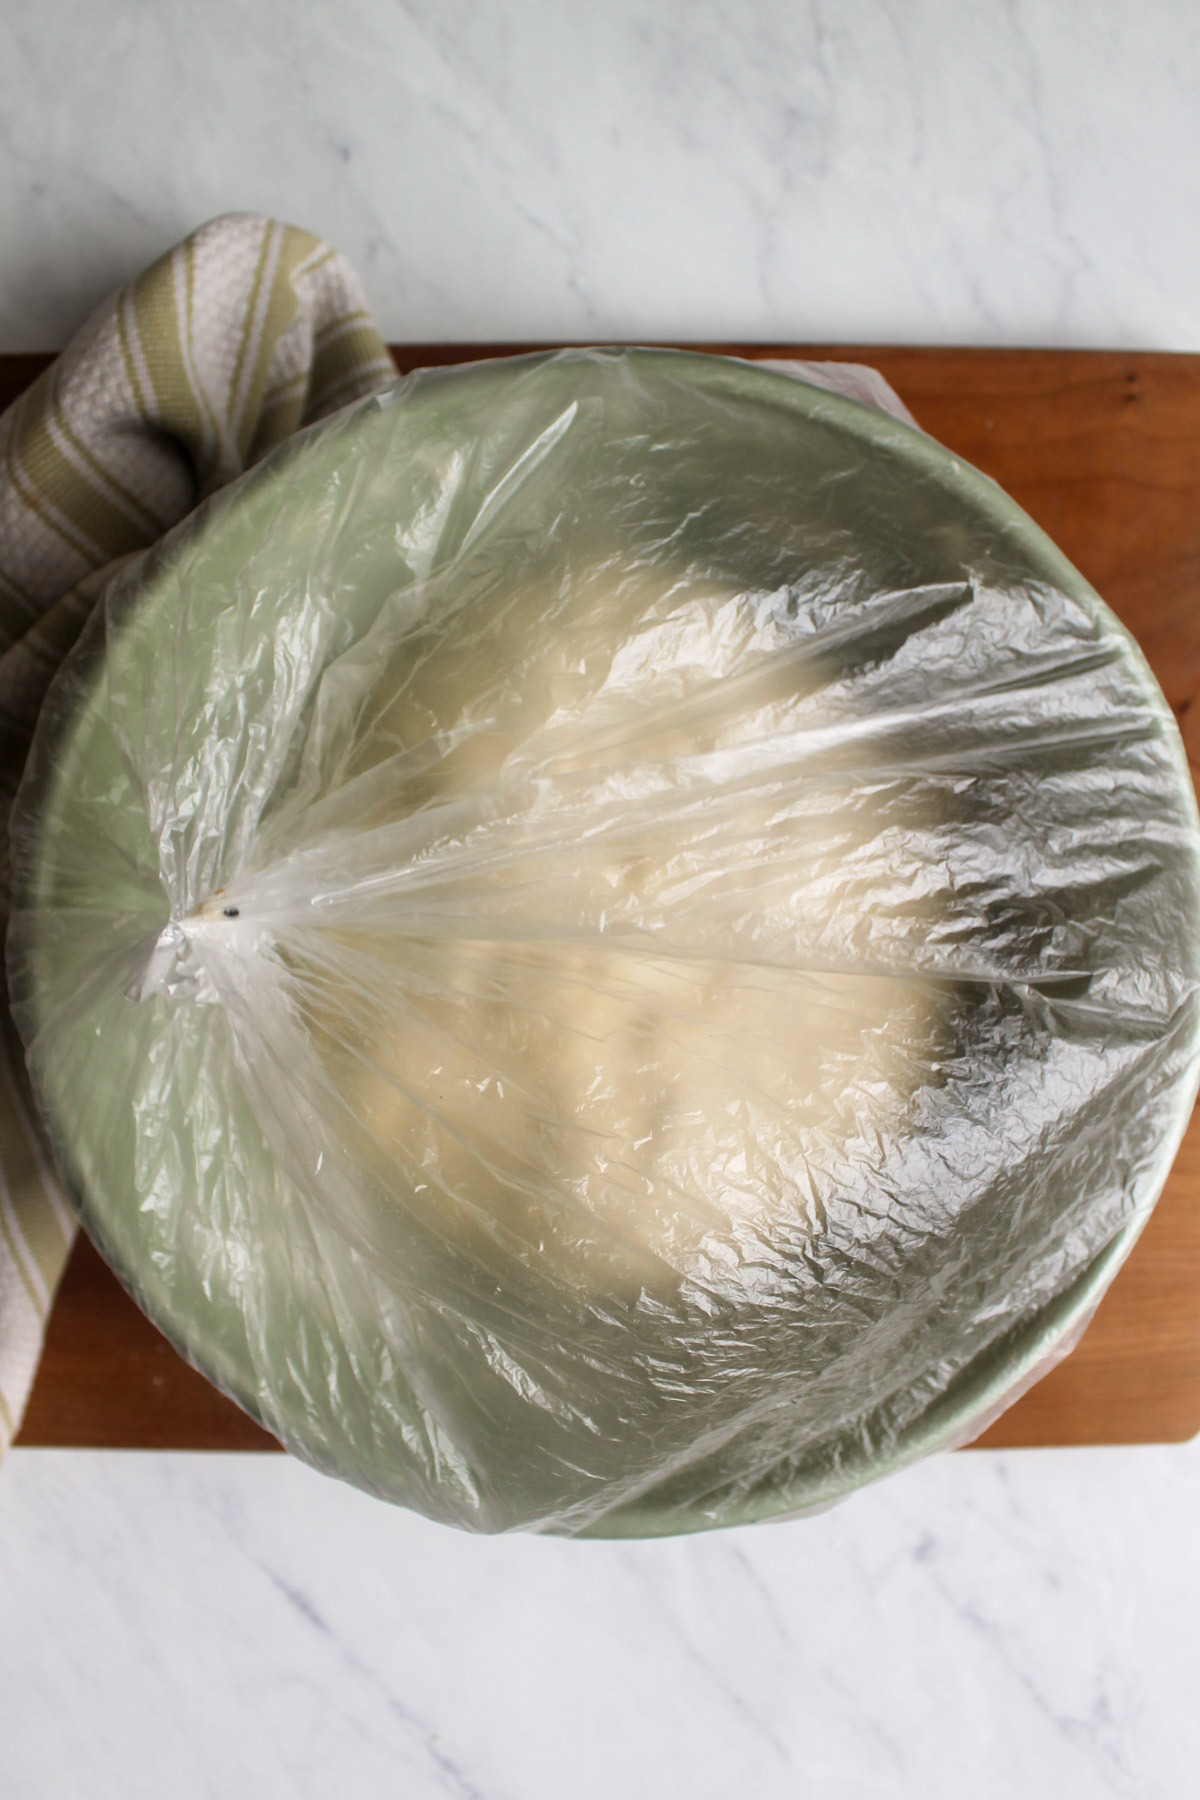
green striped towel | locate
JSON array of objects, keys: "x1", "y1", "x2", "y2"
[{"x1": 0, "y1": 212, "x2": 394, "y2": 1452}]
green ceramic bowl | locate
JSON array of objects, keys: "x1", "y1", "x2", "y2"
[{"x1": 11, "y1": 350, "x2": 1200, "y2": 1536}]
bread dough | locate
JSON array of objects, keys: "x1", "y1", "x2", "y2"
[{"x1": 270, "y1": 555, "x2": 943, "y2": 1296}]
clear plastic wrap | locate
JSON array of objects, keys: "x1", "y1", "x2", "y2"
[{"x1": 9, "y1": 349, "x2": 1200, "y2": 1536}]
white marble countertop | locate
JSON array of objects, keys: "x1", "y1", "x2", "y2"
[
  {"x1": 3, "y1": 1444, "x2": 1198, "y2": 1800},
  {"x1": 3, "y1": 0, "x2": 1200, "y2": 355},
  {"x1": 2, "y1": 3, "x2": 1199, "y2": 1795}
]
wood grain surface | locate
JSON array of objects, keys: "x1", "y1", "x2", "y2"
[{"x1": 9, "y1": 343, "x2": 1200, "y2": 1452}]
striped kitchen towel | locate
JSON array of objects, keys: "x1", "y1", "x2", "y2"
[{"x1": 0, "y1": 212, "x2": 394, "y2": 1452}]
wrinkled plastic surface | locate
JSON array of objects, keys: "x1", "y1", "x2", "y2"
[{"x1": 10, "y1": 349, "x2": 1200, "y2": 1536}]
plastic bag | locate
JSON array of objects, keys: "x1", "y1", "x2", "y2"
[{"x1": 10, "y1": 349, "x2": 1200, "y2": 1536}]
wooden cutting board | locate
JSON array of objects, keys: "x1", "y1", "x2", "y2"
[{"x1": 7, "y1": 342, "x2": 1200, "y2": 1454}]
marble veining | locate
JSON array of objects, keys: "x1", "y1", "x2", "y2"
[
  {"x1": 1, "y1": 1, "x2": 1199, "y2": 352},
  {"x1": 2, "y1": 1442, "x2": 1199, "y2": 1800},
  {"x1": 2, "y1": 2, "x2": 1200, "y2": 1795}
]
